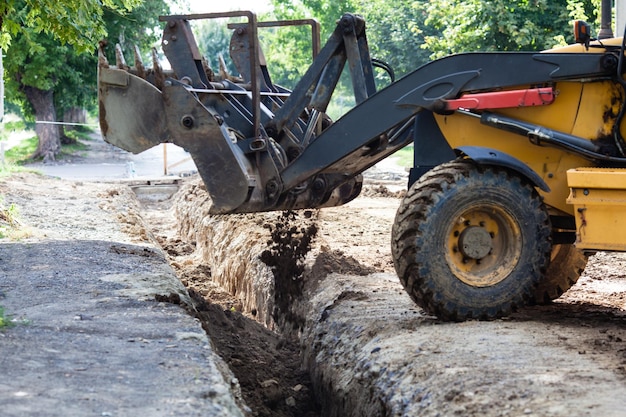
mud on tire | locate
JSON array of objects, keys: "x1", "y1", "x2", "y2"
[
  {"x1": 534, "y1": 244, "x2": 588, "y2": 303},
  {"x1": 391, "y1": 160, "x2": 552, "y2": 321}
]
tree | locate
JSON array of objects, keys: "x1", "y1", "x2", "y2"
[
  {"x1": 59, "y1": 3, "x2": 171, "y2": 131},
  {"x1": 267, "y1": 0, "x2": 601, "y2": 79},
  {"x1": 193, "y1": 19, "x2": 239, "y2": 77},
  {"x1": 0, "y1": 0, "x2": 141, "y2": 53},
  {"x1": 423, "y1": 0, "x2": 600, "y2": 58},
  {"x1": 265, "y1": 0, "x2": 435, "y2": 87},
  {"x1": 265, "y1": 0, "x2": 356, "y2": 88},
  {"x1": 3, "y1": 31, "x2": 69, "y2": 160},
  {"x1": 0, "y1": 0, "x2": 167, "y2": 162},
  {"x1": 353, "y1": 0, "x2": 435, "y2": 78}
]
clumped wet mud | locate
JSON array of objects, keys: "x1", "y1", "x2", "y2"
[{"x1": 259, "y1": 210, "x2": 318, "y2": 329}]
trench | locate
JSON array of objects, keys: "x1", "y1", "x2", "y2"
[
  {"x1": 133, "y1": 177, "x2": 409, "y2": 417},
  {"x1": 129, "y1": 176, "x2": 626, "y2": 417},
  {"x1": 135, "y1": 180, "x2": 325, "y2": 417},
  {"x1": 131, "y1": 177, "x2": 626, "y2": 417}
]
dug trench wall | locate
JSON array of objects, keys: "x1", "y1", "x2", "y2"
[
  {"x1": 173, "y1": 181, "x2": 277, "y2": 329},
  {"x1": 172, "y1": 178, "x2": 626, "y2": 417}
]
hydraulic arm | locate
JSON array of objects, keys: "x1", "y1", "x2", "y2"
[
  {"x1": 99, "y1": 9, "x2": 626, "y2": 320},
  {"x1": 98, "y1": 12, "x2": 626, "y2": 215}
]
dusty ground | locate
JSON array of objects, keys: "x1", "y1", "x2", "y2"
[
  {"x1": 146, "y1": 175, "x2": 626, "y2": 416},
  {"x1": 2, "y1": 136, "x2": 626, "y2": 415},
  {"x1": 0, "y1": 174, "x2": 247, "y2": 417}
]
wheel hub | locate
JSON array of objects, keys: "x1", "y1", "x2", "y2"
[
  {"x1": 446, "y1": 206, "x2": 522, "y2": 288},
  {"x1": 459, "y1": 226, "x2": 492, "y2": 260}
]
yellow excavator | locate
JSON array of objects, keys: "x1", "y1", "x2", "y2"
[{"x1": 98, "y1": 4, "x2": 626, "y2": 320}]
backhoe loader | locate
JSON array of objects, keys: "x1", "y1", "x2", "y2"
[{"x1": 98, "y1": 7, "x2": 626, "y2": 320}]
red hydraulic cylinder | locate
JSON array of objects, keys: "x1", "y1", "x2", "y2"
[{"x1": 443, "y1": 87, "x2": 555, "y2": 111}]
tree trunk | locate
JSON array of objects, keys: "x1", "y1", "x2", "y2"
[
  {"x1": 61, "y1": 106, "x2": 87, "y2": 144},
  {"x1": 23, "y1": 86, "x2": 61, "y2": 163},
  {"x1": 63, "y1": 107, "x2": 86, "y2": 127},
  {"x1": 62, "y1": 107, "x2": 87, "y2": 137}
]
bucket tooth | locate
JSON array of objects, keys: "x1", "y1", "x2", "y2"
[
  {"x1": 218, "y1": 54, "x2": 242, "y2": 82},
  {"x1": 133, "y1": 45, "x2": 146, "y2": 79},
  {"x1": 115, "y1": 44, "x2": 129, "y2": 70},
  {"x1": 97, "y1": 41, "x2": 109, "y2": 68},
  {"x1": 152, "y1": 47, "x2": 166, "y2": 90},
  {"x1": 201, "y1": 55, "x2": 215, "y2": 82}
]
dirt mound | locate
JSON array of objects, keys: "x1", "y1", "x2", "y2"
[{"x1": 360, "y1": 183, "x2": 405, "y2": 198}]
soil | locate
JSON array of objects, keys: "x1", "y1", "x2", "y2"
[
  {"x1": 142, "y1": 198, "x2": 321, "y2": 417},
  {"x1": 142, "y1": 174, "x2": 626, "y2": 416},
  {"x1": 2, "y1": 136, "x2": 626, "y2": 416}
]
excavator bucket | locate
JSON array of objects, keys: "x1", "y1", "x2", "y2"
[
  {"x1": 97, "y1": 12, "x2": 375, "y2": 214},
  {"x1": 98, "y1": 15, "x2": 260, "y2": 213},
  {"x1": 98, "y1": 63, "x2": 167, "y2": 154},
  {"x1": 101, "y1": 11, "x2": 451, "y2": 214}
]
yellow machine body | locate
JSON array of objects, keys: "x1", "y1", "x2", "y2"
[
  {"x1": 567, "y1": 168, "x2": 626, "y2": 251},
  {"x1": 431, "y1": 39, "x2": 626, "y2": 252}
]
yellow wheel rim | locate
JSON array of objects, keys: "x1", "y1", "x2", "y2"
[{"x1": 445, "y1": 204, "x2": 522, "y2": 287}]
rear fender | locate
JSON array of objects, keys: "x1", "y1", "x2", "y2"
[{"x1": 456, "y1": 145, "x2": 550, "y2": 192}]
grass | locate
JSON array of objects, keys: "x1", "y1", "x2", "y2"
[
  {"x1": 64, "y1": 126, "x2": 95, "y2": 143},
  {"x1": 388, "y1": 143, "x2": 414, "y2": 167},
  {"x1": 0, "y1": 121, "x2": 95, "y2": 175},
  {"x1": 0, "y1": 306, "x2": 12, "y2": 329},
  {"x1": 0, "y1": 120, "x2": 28, "y2": 141},
  {"x1": 0, "y1": 305, "x2": 30, "y2": 329},
  {"x1": 0, "y1": 197, "x2": 26, "y2": 239},
  {"x1": 61, "y1": 129, "x2": 92, "y2": 157},
  {"x1": 3, "y1": 136, "x2": 38, "y2": 164},
  {"x1": 0, "y1": 161, "x2": 31, "y2": 177},
  {"x1": 2, "y1": 131, "x2": 92, "y2": 165}
]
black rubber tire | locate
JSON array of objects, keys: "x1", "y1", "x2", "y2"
[
  {"x1": 533, "y1": 244, "x2": 588, "y2": 303},
  {"x1": 391, "y1": 160, "x2": 551, "y2": 321}
]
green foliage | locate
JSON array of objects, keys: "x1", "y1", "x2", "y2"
[
  {"x1": 0, "y1": 306, "x2": 11, "y2": 328},
  {"x1": 1, "y1": 0, "x2": 142, "y2": 53},
  {"x1": 2, "y1": 130, "x2": 90, "y2": 163},
  {"x1": 3, "y1": 28, "x2": 74, "y2": 114},
  {"x1": 265, "y1": 0, "x2": 348, "y2": 88},
  {"x1": 0, "y1": 118, "x2": 28, "y2": 142},
  {"x1": 354, "y1": 0, "x2": 434, "y2": 78},
  {"x1": 0, "y1": 197, "x2": 21, "y2": 239},
  {"x1": 100, "y1": 1, "x2": 172, "y2": 64},
  {"x1": 3, "y1": 0, "x2": 170, "y2": 124},
  {"x1": 423, "y1": 0, "x2": 599, "y2": 58},
  {"x1": 3, "y1": 136, "x2": 38, "y2": 163},
  {"x1": 0, "y1": 305, "x2": 29, "y2": 328},
  {"x1": 192, "y1": 19, "x2": 239, "y2": 76},
  {"x1": 265, "y1": 0, "x2": 600, "y2": 82},
  {"x1": 0, "y1": 114, "x2": 35, "y2": 173}
]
